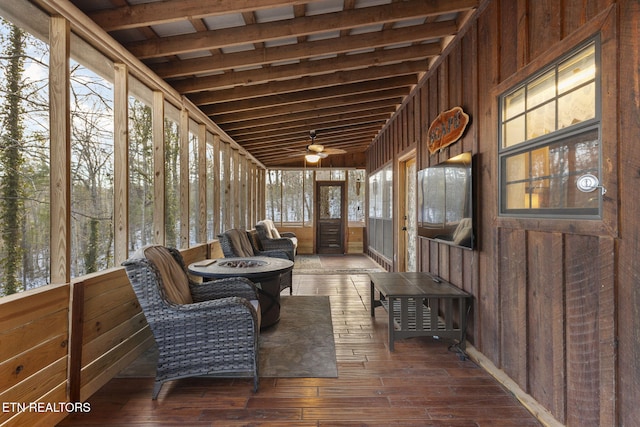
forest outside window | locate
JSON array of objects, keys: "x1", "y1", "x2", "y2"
[
  {"x1": 128, "y1": 79, "x2": 154, "y2": 253},
  {"x1": 0, "y1": 4, "x2": 261, "y2": 298},
  {"x1": 0, "y1": 17, "x2": 50, "y2": 294},
  {"x1": 499, "y1": 40, "x2": 601, "y2": 217},
  {"x1": 266, "y1": 170, "x2": 314, "y2": 226},
  {"x1": 265, "y1": 169, "x2": 365, "y2": 227}
]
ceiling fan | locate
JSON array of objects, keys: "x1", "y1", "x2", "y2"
[{"x1": 292, "y1": 130, "x2": 346, "y2": 164}]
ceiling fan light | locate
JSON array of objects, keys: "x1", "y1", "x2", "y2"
[{"x1": 305, "y1": 153, "x2": 321, "y2": 163}]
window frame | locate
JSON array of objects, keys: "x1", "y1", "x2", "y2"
[
  {"x1": 264, "y1": 168, "x2": 365, "y2": 228},
  {"x1": 368, "y1": 163, "x2": 393, "y2": 261},
  {"x1": 498, "y1": 38, "x2": 602, "y2": 219}
]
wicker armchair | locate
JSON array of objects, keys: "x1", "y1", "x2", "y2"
[
  {"x1": 255, "y1": 219, "x2": 297, "y2": 260},
  {"x1": 122, "y1": 245, "x2": 260, "y2": 399},
  {"x1": 218, "y1": 228, "x2": 292, "y2": 294}
]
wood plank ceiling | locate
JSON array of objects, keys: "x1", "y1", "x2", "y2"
[{"x1": 68, "y1": 0, "x2": 479, "y2": 167}]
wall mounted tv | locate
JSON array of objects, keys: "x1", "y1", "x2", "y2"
[{"x1": 417, "y1": 152, "x2": 474, "y2": 249}]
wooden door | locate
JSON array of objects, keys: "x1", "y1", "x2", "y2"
[
  {"x1": 400, "y1": 157, "x2": 417, "y2": 271},
  {"x1": 315, "y1": 181, "x2": 346, "y2": 254}
]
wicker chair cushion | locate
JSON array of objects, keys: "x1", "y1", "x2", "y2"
[
  {"x1": 260, "y1": 219, "x2": 280, "y2": 238},
  {"x1": 226, "y1": 229, "x2": 255, "y2": 257},
  {"x1": 143, "y1": 245, "x2": 193, "y2": 305},
  {"x1": 247, "y1": 229, "x2": 261, "y2": 251}
]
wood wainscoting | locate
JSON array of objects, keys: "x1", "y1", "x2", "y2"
[
  {"x1": 0, "y1": 243, "x2": 217, "y2": 427},
  {"x1": 0, "y1": 284, "x2": 70, "y2": 427},
  {"x1": 278, "y1": 225, "x2": 364, "y2": 255}
]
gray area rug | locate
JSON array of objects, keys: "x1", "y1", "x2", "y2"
[
  {"x1": 117, "y1": 295, "x2": 337, "y2": 378},
  {"x1": 293, "y1": 255, "x2": 383, "y2": 274},
  {"x1": 260, "y1": 295, "x2": 337, "y2": 377},
  {"x1": 292, "y1": 255, "x2": 323, "y2": 270}
]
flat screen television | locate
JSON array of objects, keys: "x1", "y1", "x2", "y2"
[{"x1": 417, "y1": 152, "x2": 474, "y2": 249}]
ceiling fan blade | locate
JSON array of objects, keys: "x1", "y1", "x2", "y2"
[{"x1": 322, "y1": 148, "x2": 347, "y2": 155}]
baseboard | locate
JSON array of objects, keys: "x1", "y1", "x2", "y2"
[{"x1": 465, "y1": 345, "x2": 565, "y2": 427}]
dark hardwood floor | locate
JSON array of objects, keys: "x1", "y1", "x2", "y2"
[{"x1": 58, "y1": 255, "x2": 541, "y2": 426}]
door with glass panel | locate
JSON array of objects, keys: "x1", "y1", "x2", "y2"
[
  {"x1": 401, "y1": 157, "x2": 417, "y2": 271},
  {"x1": 315, "y1": 181, "x2": 346, "y2": 254}
]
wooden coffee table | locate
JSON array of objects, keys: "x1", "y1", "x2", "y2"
[
  {"x1": 189, "y1": 256, "x2": 293, "y2": 328},
  {"x1": 369, "y1": 272, "x2": 472, "y2": 353}
]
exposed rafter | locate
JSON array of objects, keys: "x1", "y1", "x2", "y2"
[
  {"x1": 171, "y1": 48, "x2": 436, "y2": 93},
  {"x1": 152, "y1": 21, "x2": 456, "y2": 79},
  {"x1": 124, "y1": 0, "x2": 475, "y2": 59},
  {"x1": 188, "y1": 64, "x2": 423, "y2": 105},
  {"x1": 68, "y1": 0, "x2": 480, "y2": 167},
  {"x1": 89, "y1": 0, "x2": 312, "y2": 32}
]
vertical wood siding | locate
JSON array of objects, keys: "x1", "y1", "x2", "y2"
[
  {"x1": 527, "y1": 231, "x2": 565, "y2": 418},
  {"x1": 617, "y1": 1, "x2": 640, "y2": 425},
  {"x1": 366, "y1": 1, "x2": 635, "y2": 425}
]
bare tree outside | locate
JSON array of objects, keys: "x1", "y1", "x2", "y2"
[
  {"x1": 0, "y1": 20, "x2": 50, "y2": 296},
  {"x1": 128, "y1": 97, "x2": 153, "y2": 252},
  {"x1": 0, "y1": 23, "x2": 26, "y2": 295},
  {"x1": 69, "y1": 60, "x2": 114, "y2": 276},
  {"x1": 164, "y1": 118, "x2": 180, "y2": 248},
  {"x1": 265, "y1": 169, "x2": 364, "y2": 228}
]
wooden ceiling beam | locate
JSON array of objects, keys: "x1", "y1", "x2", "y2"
[
  {"x1": 151, "y1": 20, "x2": 455, "y2": 78},
  {"x1": 89, "y1": 0, "x2": 309, "y2": 31},
  {"x1": 241, "y1": 134, "x2": 379, "y2": 156},
  {"x1": 219, "y1": 99, "x2": 399, "y2": 130},
  {"x1": 187, "y1": 61, "x2": 424, "y2": 105},
  {"x1": 240, "y1": 133, "x2": 380, "y2": 153},
  {"x1": 203, "y1": 90, "x2": 406, "y2": 121},
  {"x1": 170, "y1": 44, "x2": 439, "y2": 92},
  {"x1": 261, "y1": 139, "x2": 373, "y2": 156},
  {"x1": 227, "y1": 107, "x2": 394, "y2": 138},
  {"x1": 228, "y1": 112, "x2": 392, "y2": 142},
  {"x1": 213, "y1": 96, "x2": 403, "y2": 130},
  {"x1": 240, "y1": 123, "x2": 384, "y2": 148},
  {"x1": 198, "y1": 77, "x2": 415, "y2": 114},
  {"x1": 239, "y1": 123, "x2": 383, "y2": 148},
  {"x1": 254, "y1": 137, "x2": 373, "y2": 158},
  {"x1": 125, "y1": 0, "x2": 477, "y2": 59}
]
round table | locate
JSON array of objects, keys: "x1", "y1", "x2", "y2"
[{"x1": 188, "y1": 256, "x2": 294, "y2": 328}]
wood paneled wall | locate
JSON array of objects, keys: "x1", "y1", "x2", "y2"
[
  {"x1": 0, "y1": 244, "x2": 213, "y2": 426},
  {"x1": 366, "y1": 1, "x2": 640, "y2": 425},
  {"x1": 70, "y1": 269, "x2": 153, "y2": 403},
  {"x1": 276, "y1": 225, "x2": 364, "y2": 255},
  {"x1": 617, "y1": 0, "x2": 640, "y2": 424},
  {"x1": 0, "y1": 285, "x2": 70, "y2": 426}
]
